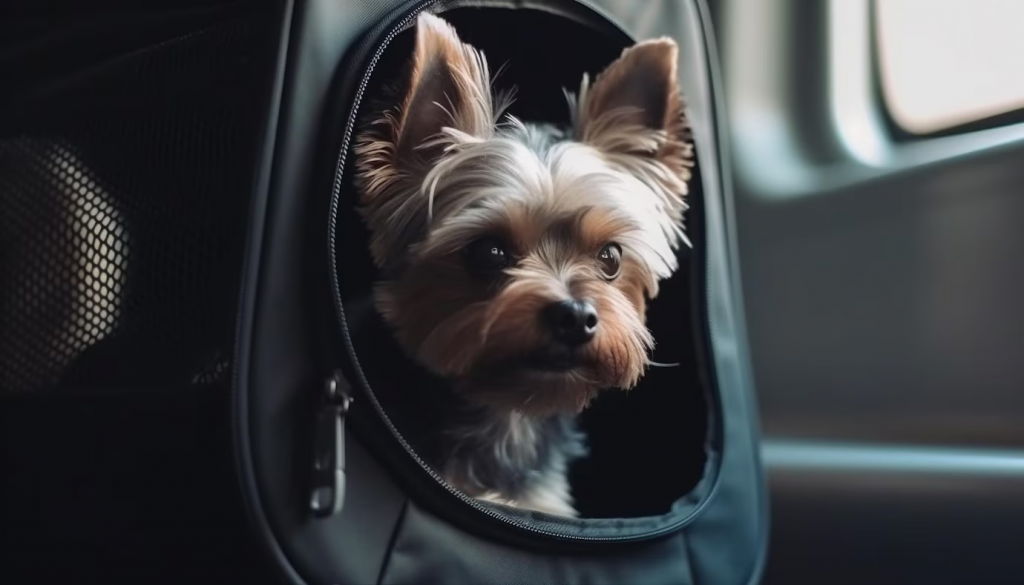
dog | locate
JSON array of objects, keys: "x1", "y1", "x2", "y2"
[{"x1": 353, "y1": 12, "x2": 693, "y2": 517}]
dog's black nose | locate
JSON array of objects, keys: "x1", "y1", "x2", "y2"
[{"x1": 543, "y1": 300, "x2": 598, "y2": 346}]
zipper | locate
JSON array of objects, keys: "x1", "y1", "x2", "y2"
[
  {"x1": 324, "y1": 0, "x2": 716, "y2": 543},
  {"x1": 308, "y1": 370, "x2": 353, "y2": 517}
]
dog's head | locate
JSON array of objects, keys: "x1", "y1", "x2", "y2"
[{"x1": 354, "y1": 13, "x2": 693, "y2": 416}]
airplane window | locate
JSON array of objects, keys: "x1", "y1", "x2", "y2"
[{"x1": 875, "y1": 0, "x2": 1024, "y2": 135}]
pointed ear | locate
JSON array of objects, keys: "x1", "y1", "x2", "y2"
[
  {"x1": 395, "y1": 13, "x2": 495, "y2": 162},
  {"x1": 573, "y1": 38, "x2": 690, "y2": 170},
  {"x1": 353, "y1": 13, "x2": 496, "y2": 270}
]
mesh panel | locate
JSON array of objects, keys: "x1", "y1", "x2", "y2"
[
  {"x1": 0, "y1": 9, "x2": 277, "y2": 392},
  {"x1": 0, "y1": 138, "x2": 128, "y2": 392}
]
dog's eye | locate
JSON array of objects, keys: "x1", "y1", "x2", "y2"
[
  {"x1": 597, "y1": 243, "x2": 622, "y2": 280},
  {"x1": 465, "y1": 236, "x2": 512, "y2": 277}
]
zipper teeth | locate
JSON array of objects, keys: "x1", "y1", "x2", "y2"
[{"x1": 326, "y1": 0, "x2": 697, "y2": 543}]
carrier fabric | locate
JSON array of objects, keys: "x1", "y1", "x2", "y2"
[{"x1": 233, "y1": 1, "x2": 767, "y2": 584}]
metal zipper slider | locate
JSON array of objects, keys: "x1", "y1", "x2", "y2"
[{"x1": 309, "y1": 370, "x2": 352, "y2": 518}]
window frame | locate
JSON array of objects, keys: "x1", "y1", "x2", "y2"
[{"x1": 870, "y1": 0, "x2": 1024, "y2": 141}]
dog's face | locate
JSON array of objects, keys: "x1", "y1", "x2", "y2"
[{"x1": 354, "y1": 13, "x2": 693, "y2": 416}]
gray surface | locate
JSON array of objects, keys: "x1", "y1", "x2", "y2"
[
  {"x1": 593, "y1": 1, "x2": 770, "y2": 582},
  {"x1": 381, "y1": 502, "x2": 694, "y2": 584},
  {"x1": 713, "y1": 0, "x2": 1024, "y2": 582},
  {"x1": 235, "y1": 0, "x2": 410, "y2": 583}
]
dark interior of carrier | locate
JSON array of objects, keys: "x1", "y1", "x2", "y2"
[
  {"x1": 333, "y1": 6, "x2": 712, "y2": 520},
  {"x1": 0, "y1": 1, "x2": 280, "y2": 581},
  {"x1": 0, "y1": 2, "x2": 277, "y2": 392}
]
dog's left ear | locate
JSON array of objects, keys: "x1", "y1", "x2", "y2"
[{"x1": 573, "y1": 39, "x2": 692, "y2": 183}]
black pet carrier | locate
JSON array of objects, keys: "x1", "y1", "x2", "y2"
[
  {"x1": 234, "y1": 0, "x2": 766, "y2": 583},
  {"x1": 0, "y1": 0, "x2": 765, "y2": 583}
]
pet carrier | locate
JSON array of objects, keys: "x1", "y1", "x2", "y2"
[
  {"x1": 234, "y1": 0, "x2": 767, "y2": 584},
  {"x1": 0, "y1": 0, "x2": 765, "y2": 583}
]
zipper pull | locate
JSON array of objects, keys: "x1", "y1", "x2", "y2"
[{"x1": 309, "y1": 370, "x2": 352, "y2": 518}]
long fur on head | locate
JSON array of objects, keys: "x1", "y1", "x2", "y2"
[
  {"x1": 569, "y1": 37, "x2": 694, "y2": 273},
  {"x1": 354, "y1": 12, "x2": 694, "y2": 417},
  {"x1": 355, "y1": 13, "x2": 513, "y2": 273}
]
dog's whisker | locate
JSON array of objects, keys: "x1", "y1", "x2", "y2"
[{"x1": 647, "y1": 360, "x2": 680, "y2": 368}]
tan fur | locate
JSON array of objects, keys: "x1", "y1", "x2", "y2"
[
  {"x1": 353, "y1": 12, "x2": 693, "y2": 515},
  {"x1": 358, "y1": 12, "x2": 691, "y2": 411},
  {"x1": 570, "y1": 39, "x2": 694, "y2": 254}
]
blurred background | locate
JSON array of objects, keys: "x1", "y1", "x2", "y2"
[{"x1": 716, "y1": 1, "x2": 1024, "y2": 583}]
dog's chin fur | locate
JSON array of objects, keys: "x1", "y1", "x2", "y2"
[
  {"x1": 353, "y1": 13, "x2": 693, "y2": 517},
  {"x1": 460, "y1": 367, "x2": 601, "y2": 417}
]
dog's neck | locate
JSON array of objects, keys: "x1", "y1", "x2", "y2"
[
  {"x1": 441, "y1": 405, "x2": 584, "y2": 494},
  {"x1": 348, "y1": 295, "x2": 586, "y2": 509},
  {"x1": 437, "y1": 404, "x2": 585, "y2": 517}
]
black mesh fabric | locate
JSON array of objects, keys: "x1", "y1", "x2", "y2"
[
  {"x1": 0, "y1": 6, "x2": 277, "y2": 392},
  {"x1": 1, "y1": 138, "x2": 129, "y2": 391}
]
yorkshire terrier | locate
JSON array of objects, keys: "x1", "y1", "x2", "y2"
[{"x1": 353, "y1": 13, "x2": 692, "y2": 517}]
